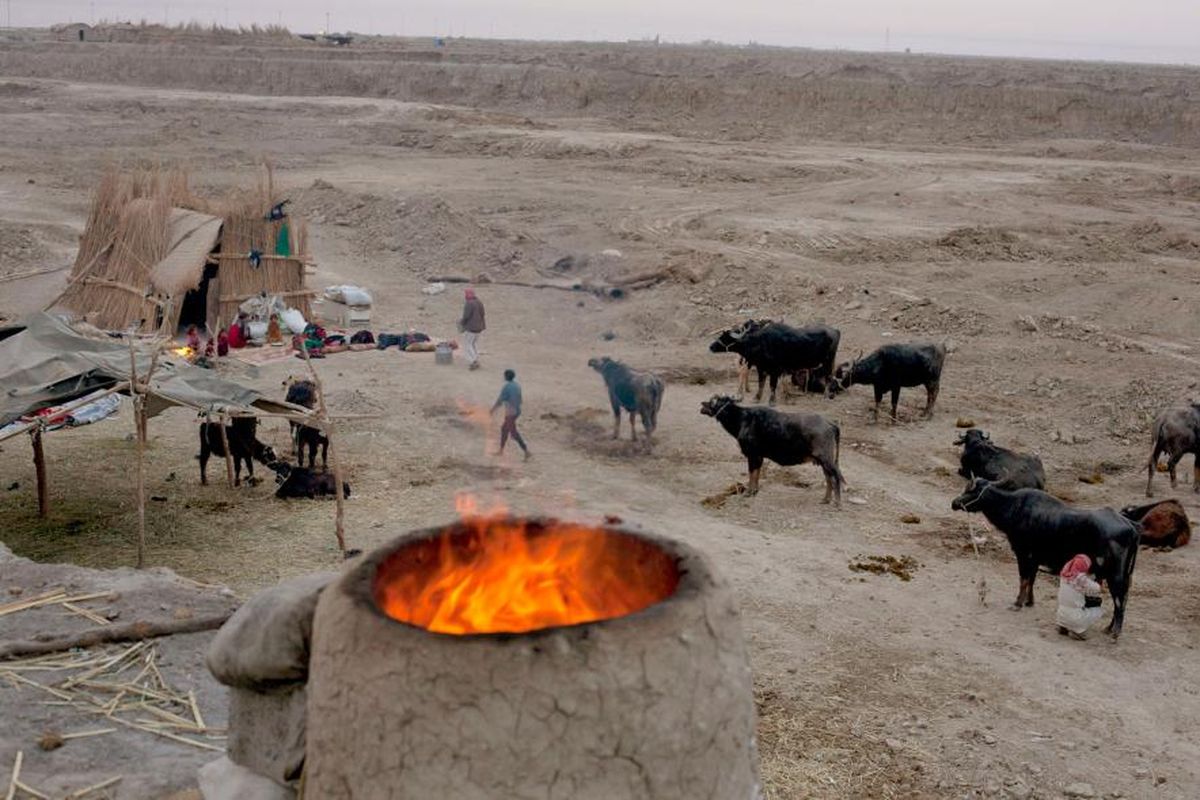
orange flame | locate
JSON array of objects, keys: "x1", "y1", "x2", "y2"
[
  {"x1": 455, "y1": 399, "x2": 496, "y2": 455},
  {"x1": 172, "y1": 346, "x2": 195, "y2": 359},
  {"x1": 373, "y1": 508, "x2": 680, "y2": 635}
]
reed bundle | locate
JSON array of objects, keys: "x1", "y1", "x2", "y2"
[{"x1": 59, "y1": 163, "x2": 312, "y2": 333}]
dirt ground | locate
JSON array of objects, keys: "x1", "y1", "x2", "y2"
[{"x1": 1, "y1": 36, "x2": 1199, "y2": 799}]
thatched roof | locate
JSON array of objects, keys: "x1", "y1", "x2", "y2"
[
  {"x1": 55, "y1": 165, "x2": 310, "y2": 334},
  {"x1": 150, "y1": 209, "x2": 223, "y2": 296}
]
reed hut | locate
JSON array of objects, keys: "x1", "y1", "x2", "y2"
[{"x1": 54, "y1": 165, "x2": 312, "y2": 336}]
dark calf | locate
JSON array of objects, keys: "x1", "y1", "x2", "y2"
[
  {"x1": 198, "y1": 417, "x2": 277, "y2": 486},
  {"x1": 951, "y1": 478, "x2": 1139, "y2": 638},
  {"x1": 829, "y1": 342, "x2": 946, "y2": 422},
  {"x1": 283, "y1": 377, "x2": 326, "y2": 469},
  {"x1": 700, "y1": 395, "x2": 844, "y2": 506},
  {"x1": 273, "y1": 464, "x2": 351, "y2": 499},
  {"x1": 296, "y1": 426, "x2": 328, "y2": 470}
]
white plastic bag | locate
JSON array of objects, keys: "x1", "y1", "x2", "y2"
[
  {"x1": 281, "y1": 308, "x2": 307, "y2": 334},
  {"x1": 421, "y1": 282, "x2": 447, "y2": 296},
  {"x1": 323, "y1": 285, "x2": 373, "y2": 307}
]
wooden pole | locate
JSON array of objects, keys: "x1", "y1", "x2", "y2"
[
  {"x1": 127, "y1": 336, "x2": 146, "y2": 570},
  {"x1": 299, "y1": 345, "x2": 347, "y2": 556},
  {"x1": 0, "y1": 611, "x2": 235, "y2": 660},
  {"x1": 134, "y1": 395, "x2": 147, "y2": 570},
  {"x1": 217, "y1": 412, "x2": 236, "y2": 488},
  {"x1": 30, "y1": 427, "x2": 48, "y2": 518},
  {"x1": 126, "y1": 331, "x2": 168, "y2": 570}
]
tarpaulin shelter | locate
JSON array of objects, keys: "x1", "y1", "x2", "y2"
[
  {"x1": 0, "y1": 313, "x2": 294, "y2": 431},
  {"x1": 0, "y1": 313, "x2": 316, "y2": 565}
]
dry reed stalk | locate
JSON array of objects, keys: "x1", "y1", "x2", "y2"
[
  {"x1": 13, "y1": 780, "x2": 48, "y2": 800},
  {"x1": 187, "y1": 689, "x2": 205, "y2": 729},
  {"x1": 6, "y1": 642, "x2": 225, "y2": 757},
  {"x1": 102, "y1": 714, "x2": 223, "y2": 752},
  {"x1": 3, "y1": 751, "x2": 20, "y2": 800},
  {"x1": 59, "y1": 728, "x2": 117, "y2": 741},
  {"x1": 63, "y1": 776, "x2": 122, "y2": 799},
  {"x1": 60, "y1": 603, "x2": 111, "y2": 626},
  {"x1": 0, "y1": 590, "x2": 67, "y2": 617}
]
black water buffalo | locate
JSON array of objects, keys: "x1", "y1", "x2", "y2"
[
  {"x1": 587, "y1": 357, "x2": 664, "y2": 442},
  {"x1": 955, "y1": 428, "x2": 1045, "y2": 490},
  {"x1": 700, "y1": 395, "x2": 844, "y2": 506},
  {"x1": 272, "y1": 463, "x2": 351, "y2": 499},
  {"x1": 709, "y1": 320, "x2": 840, "y2": 405},
  {"x1": 828, "y1": 342, "x2": 945, "y2": 422},
  {"x1": 283, "y1": 377, "x2": 327, "y2": 469},
  {"x1": 1145, "y1": 403, "x2": 1200, "y2": 497},
  {"x1": 198, "y1": 416, "x2": 277, "y2": 486},
  {"x1": 951, "y1": 478, "x2": 1139, "y2": 638}
]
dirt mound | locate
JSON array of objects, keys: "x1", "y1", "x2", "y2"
[
  {"x1": 935, "y1": 226, "x2": 1037, "y2": 261},
  {"x1": 295, "y1": 181, "x2": 548, "y2": 278}
]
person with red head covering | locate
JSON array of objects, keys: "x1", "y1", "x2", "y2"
[
  {"x1": 1056, "y1": 554, "x2": 1103, "y2": 639},
  {"x1": 458, "y1": 287, "x2": 486, "y2": 370}
]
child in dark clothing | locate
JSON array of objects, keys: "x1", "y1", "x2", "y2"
[{"x1": 491, "y1": 369, "x2": 530, "y2": 459}]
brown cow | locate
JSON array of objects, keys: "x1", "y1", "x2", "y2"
[{"x1": 1121, "y1": 499, "x2": 1191, "y2": 549}]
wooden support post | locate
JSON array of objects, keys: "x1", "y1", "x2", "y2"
[
  {"x1": 127, "y1": 336, "x2": 146, "y2": 569},
  {"x1": 217, "y1": 413, "x2": 236, "y2": 488},
  {"x1": 299, "y1": 345, "x2": 347, "y2": 556},
  {"x1": 134, "y1": 395, "x2": 147, "y2": 570},
  {"x1": 127, "y1": 331, "x2": 165, "y2": 570},
  {"x1": 31, "y1": 426, "x2": 48, "y2": 518}
]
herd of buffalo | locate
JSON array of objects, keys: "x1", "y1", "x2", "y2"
[
  {"x1": 587, "y1": 317, "x2": 1194, "y2": 640},
  {"x1": 187, "y1": 315, "x2": 1194, "y2": 640}
]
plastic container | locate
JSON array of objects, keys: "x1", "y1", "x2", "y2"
[{"x1": 434, "y1": 342, "x2": 454, "y2": 365}]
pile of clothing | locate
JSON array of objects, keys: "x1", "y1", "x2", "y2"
[{"x1": 375, "y1": 331, "x2": 432, "y2": 351}]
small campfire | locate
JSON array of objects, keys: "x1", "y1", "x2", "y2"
[
  {"x1": 305, "y1": 507, "x2": 761, "y2": 799},
  {"x1": 171, "y1": 345, "x2": 195, "y2": 360}
]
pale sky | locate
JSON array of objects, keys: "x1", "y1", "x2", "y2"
[{"x1": 13, "y1": 1, "x2": 1200, "y2": 65}]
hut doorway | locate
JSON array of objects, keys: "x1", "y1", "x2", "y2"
[{"x1": 178, "y1": 263, "x2": 219, "y2": 334}]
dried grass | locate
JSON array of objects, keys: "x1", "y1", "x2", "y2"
[{"x1": 0, "y1": 641, "x2": 224, "y2": 754}]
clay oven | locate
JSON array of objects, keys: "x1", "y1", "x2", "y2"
[{"x1": 306, "y1": 515, "x2": 761, "y2": 799}]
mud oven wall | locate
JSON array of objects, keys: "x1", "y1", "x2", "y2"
[{"x1": 305, "y1": 523, "x2": 761, "y2": 800}]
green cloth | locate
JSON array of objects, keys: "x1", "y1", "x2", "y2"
[{"x1": 275, "y1": 221, "x2": 292, "y2": 257}]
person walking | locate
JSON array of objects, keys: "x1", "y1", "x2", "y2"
[
  {"x1": 458, "y1": 288, "x2": 486, "y2": 370},
  {"x1": 1056, "y1": 554, "x2": 1104, "y2": 640},
  {"x1": 491, "y1": 369, "x2": 530, "y2": 459}
]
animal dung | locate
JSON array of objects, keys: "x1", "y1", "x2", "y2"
[
  {"x1": 900, "y1": 513, "x2": 922, "y2": 524},
  {"x1": 701, "y1": 482, "x2": 748, "y2": 508},
  {"x1": 955, "y1": 417, "x2": 976, "y2": 428},
  {"x1": 1078, "y1": 473, "x2": 1104, "y2": 485},
  {"x1": 849, "y1": 554, "x2": 920, "y2": 581},
  {"x1": 37, "y1": 731, "x2": 65, "y2": 751},
  {"x1": 306, "y1": 515, "x2": 761, "y2": 799}
]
